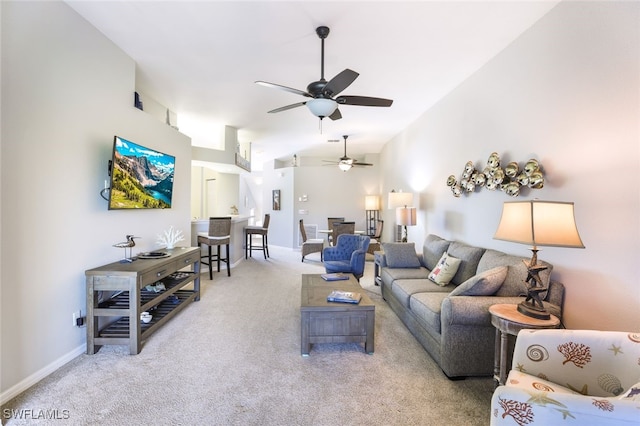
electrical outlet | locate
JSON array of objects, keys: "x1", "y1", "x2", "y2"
[{"x1": 72, "y1": 310, "x2": 82, "y2": 327}]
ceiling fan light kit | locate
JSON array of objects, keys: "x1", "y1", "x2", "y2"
[
  {"x1": 256, "y1": 25, "x2": 393, "y2": 123},
  {"x1": 338, "y1": 160, "x2": 352, "y2": 172},
  {"x1": 324, "y1": 135, "x2": 374, "y2": 171},
  {"x1": 306, "y1": 98, "x2": 338, "y2": 118}
]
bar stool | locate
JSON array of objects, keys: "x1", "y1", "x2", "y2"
[
  {"x1": 197, "y1": 217, "x2": 231, "y2": 280},
  {"x1": 244, "y1": 214, "x2": 270, "y2": 259}
]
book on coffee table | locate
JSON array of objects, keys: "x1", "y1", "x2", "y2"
[
  {"x1": 327, "y1": 290, "x2": 362, "y2": 304},
  {"x1": 321, "y1": 273, "x2": 350, "y2": 281}
]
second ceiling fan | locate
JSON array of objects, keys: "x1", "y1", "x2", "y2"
[
  {"x1": 256, "y1": 26, "x2": 393, "y2": 121},
  {"x1": 324, "y1": 135, "x2": 373, "y2": 172}
]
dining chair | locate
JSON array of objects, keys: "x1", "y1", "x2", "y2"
[
  {"x1": 197, "y1": 217, "x2": 231, "y2": 280},
  {"x1": 244, "y1": 214, "x2": 270, "y2": 259},
  {"x1": 332, "y1": 221, "x2": 355, "y2": 245},
  {"x1": 299, "y1": 219, "x2": 324, "y2": 262},
  {"x1": 327, "y1": 217, "x2": 345, "y2": 246},
  {"x1": 367, "y1": 219, "x2": 384, "y2": 255}
]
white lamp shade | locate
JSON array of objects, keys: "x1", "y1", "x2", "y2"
[
  {"x1": 494, "y1": 200, "x2": 585, "y2": 248},
  {"x1": 388, "y1": 191, "x2": 414, "y2": 209},
  {"x1": 396, "y1": 207, "x2": 417, "y2": 226},
  {"x1": 306, "y1": 98, "x2": 338, "y2": 117},
  {"x1": 338, "y1": 160, "x2": 352, "y2": 171},
  {"x1": 365, "y1": 195, "x2": 381, "y2": 210}
]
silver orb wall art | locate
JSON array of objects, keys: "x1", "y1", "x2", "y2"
[{"x1": 446, "y1": 152, "x2": 544, "y2": 198}]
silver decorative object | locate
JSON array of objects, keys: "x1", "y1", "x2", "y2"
[
  {"x1": 113, "y1": 235, "x2": 138, "y2": 262},
  {"x1": 447, "y1": 153, "x2": 545, "y2": 198}
]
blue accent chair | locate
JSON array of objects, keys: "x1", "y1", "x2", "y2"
[{"x1": 323, "y1": 234, "x2": 371, "y2": 281}]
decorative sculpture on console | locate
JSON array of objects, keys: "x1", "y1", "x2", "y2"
[
  {"x1": 156, "y1": 226, "x2": 184, "y2": 250},
  {"x1": 446, "y1": 152, "x2": 544, "y2": 198},
  {"x1": 113, "y1": 235, "x2": 138, "y2": 262}
]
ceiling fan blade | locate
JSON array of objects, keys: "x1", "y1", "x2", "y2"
[
  {"x1": 336, "y1": 95, "x2": 393, "y2": 107},
  {"x1": 255, "y1": 81, "x2": 311, "y2": 98},
  {"x1": 328, "y1": 108, "x2": 342, "y2": 121},
  {"x1": 323, "y1": 69, "x2": 359, "y2": 97},
  {"x1": 352, "y1": 161, "x2": 374, "y2": 167},
  {"x1": 267, "y1": 102, "x2": 306, "y2": 114}
]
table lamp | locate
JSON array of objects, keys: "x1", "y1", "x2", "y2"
[
  {"x1": 494, "y1": 200, "x2": 584, "y2": 319},
  {"x1": 396, "y1": 206, "x2": 417, "y2": 243},
  {"x1": 388, "y1": 190, "x2": 415, "y2": 242}
]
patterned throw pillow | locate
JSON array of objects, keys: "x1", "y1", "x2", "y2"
[{"x1": 428, "y1": 252, "x2": 461, "y2": 286}]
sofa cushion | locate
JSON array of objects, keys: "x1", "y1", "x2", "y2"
[
  {"x1": 381, "y1": 267, "x2": 430, "y2": 288},
  {"x1": 391, "y1": 279, "x2": 453, "y2": 308},
  {"x1": 422, "y1": 234, "x2": 451, "y2": 270},
  {"x1": 478, "y1": 249, "x2": 552, "y2": 297},
  {"x1": 446, "y1": 241, "x2": 486, "y2": 285},
  {"x1": 382, "y1": 242, "x2": 421, "y2": 268},
  {"x1": 409, "y1": 292, "x2": 450, "y2": 334},
  {"x1": 428, "y1": 252, "x2": 461, "y2": 286},
  {"x1": 449, "y1": 266, "x2": 507, "y2": 297}
]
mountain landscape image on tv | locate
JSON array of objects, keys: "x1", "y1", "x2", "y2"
[{"x1": 108, "y1": 136, "x2": 175, "y2": 209}]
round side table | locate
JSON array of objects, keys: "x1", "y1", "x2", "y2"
[{"x1": 489, "y1": 303, "x2": 560, "y2": 386}]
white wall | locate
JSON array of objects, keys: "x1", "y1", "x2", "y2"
[
  {"x1": 1, "y1": 2, "x2": 192, "y2": 400},
  {"x1": 292, "y1": 157, "x2": 381, "y2": 244},
  {"x1": 379, "y1": 1, "x2": 639, "y2": 331}
]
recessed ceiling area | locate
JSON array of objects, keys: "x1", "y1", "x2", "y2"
[{"x1": 66, "y1": 1, "x2": 559, "y2": 169}]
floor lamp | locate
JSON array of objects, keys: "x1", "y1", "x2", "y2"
[
  {"x1": 365, "y1": 195, "x2": 381, "y2": 237},
  {"x1": 494, "y1": 200, "x2": 584, "y2": 319}
]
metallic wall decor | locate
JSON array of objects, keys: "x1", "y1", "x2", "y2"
[{"x1": 446, "y1": 152, "x2": 544, "y2": 198}]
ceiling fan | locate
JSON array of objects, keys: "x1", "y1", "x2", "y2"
[
  {"x1": 324, "y1": 135, "x2": 373, "y2": 172},
  {"x1": 255, "y1": 26, "x2": 393, "y2": 122}
]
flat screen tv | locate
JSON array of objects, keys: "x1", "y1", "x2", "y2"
[{"x1": 108, "y1": 136, "x2": 175, "y2": 209}]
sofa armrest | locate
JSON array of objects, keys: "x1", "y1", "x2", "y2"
[
  {"x1": 349, "y1": 249, "x2": 367, "y2": 277},
  {"x1": 441, "y1": 296, "x2": 524, "y2": 326},
  {"x1": 375, "y1": 252, "x2": 388, "y2": 268}
]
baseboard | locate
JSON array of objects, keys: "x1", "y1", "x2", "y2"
[{"x1": 0, "y1": 344, "x2": 85, "y2": 406}]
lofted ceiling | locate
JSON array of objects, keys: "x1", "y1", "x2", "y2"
[{"x1": 66, "y1": 1, "x2": 558, "y2": 169}]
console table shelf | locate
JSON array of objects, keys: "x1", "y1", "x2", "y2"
[{"x1": 85, "y1": 247, "x2": 200, "y2": 355}]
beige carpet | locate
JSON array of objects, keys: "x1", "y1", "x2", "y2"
[{"x1": 2, "y1": 247, "x2": 494, "y2": 425}]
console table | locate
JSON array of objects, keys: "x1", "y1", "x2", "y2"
[{"x1": 85, "y1": 247, "x2": 200, "y2": 355}]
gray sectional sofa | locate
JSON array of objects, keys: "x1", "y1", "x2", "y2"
[{"x1": 377, "y1": 234, "x2": 564, "y2": 379}]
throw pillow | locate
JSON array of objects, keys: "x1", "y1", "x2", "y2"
[
  {"x1": 382, "y1": 242, "x2": 421, "y2": 268},
  {"x1": 428, "y1": 252, "x2": 461, "y2": 286},
  {"x1": 449, "y1": 266, "x2": 508, "y2": 297}
]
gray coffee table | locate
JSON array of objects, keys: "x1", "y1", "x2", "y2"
[{"x1": 300, "y1": 274, "x2": 375, "y2": 355}]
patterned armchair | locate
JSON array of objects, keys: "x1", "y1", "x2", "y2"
[
  {"x1": 490, "y1": 329, "x2": 640, "y2": 426},
  {"x1": 323, "y1": 234, "x2": 370, "y2": 281}
]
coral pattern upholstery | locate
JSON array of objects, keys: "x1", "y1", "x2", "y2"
[
  {"x1": 323, "y1": 234, "x2": 370, "y2": 281},
  {"x1": 491, "y1": 329, "x2": 640, "y2": 426}
]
